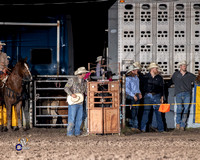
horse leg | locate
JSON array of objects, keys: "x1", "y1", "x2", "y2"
[
  {"x1": 16, "y1": 101, "x2": 23, "y2": 131},
  {"x1": 5, "y1": 103, "x2": 12, "y2": 131}
]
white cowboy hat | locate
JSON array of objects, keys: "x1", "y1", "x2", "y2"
[
  {"x1": 133, "y1": 61, "x2": 142, "y2": 70},
  {"x1": 67, "y1": 93, "x2": 84, "y2": 105},
  {"x1": 96, "y1": 56, "x2": 105, "y2": 62},
  {"x1": 178, "y1": 61, "x2": 188, "y2": 67},
  {"x1": 0, "y1": 41, "x2": 6, "y2": 46},
  {"x1": 147, "y1": 62, "x2": 160, "y2": 70},
  {"x1": 74, "y1": 67, "x2": 89, "y2": 75},
  {"x1": 126, "y1": 65, "x2": 140, "y2": 74}
]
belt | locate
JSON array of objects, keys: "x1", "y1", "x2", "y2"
[
  {"x1": 135, "y1": 93, "x2": 140, "y2": 96},
  {"x1": 148, "y1": 92, "x2": 157, "y2": 95}
]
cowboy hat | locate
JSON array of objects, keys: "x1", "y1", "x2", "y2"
[
  {"x1": 67, "y1": 93, "x2": 84, "y2": 105},
  {"x1": 178, "y1": 61, "x2": 188, "y2": 67},
  {"x1": 96, "y1": 56, "x2": 105, "y2": 62},
  {"x1": 74, "y1": 67, "x2": 89, "y2": 75},
  {"x1": 126, "y1": 65, "x2": 140, "y2": 74},
  {"x1": 133, "y1": 61, "x2": 142, "y2": 70},
  {"x1": 0, "y1": 41, "x2": 6, "y2": 46},
  {"x1": 147, "y1": 62, "x2": 160, "y2": 70}
]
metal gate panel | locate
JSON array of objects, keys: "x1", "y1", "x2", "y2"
[
  {"x1": 173, "y1": 3, "x2": 187, "y2": 72},
  {"x1": 118, "y1": 2, "x2": 136, "y2": 71},
  {"x1": 191, "y1": 2, "x2": 200, "y2": 74},
  {"x1": 33, "y1": 75, "x2": 71, "y2": 127},
  {"x1": 156, "y1": 3, "x2": 170, "y2": 75}
]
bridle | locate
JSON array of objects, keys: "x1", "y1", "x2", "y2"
[{"x1": 23, "y1": 63, "x2": 32, "y2": 81}]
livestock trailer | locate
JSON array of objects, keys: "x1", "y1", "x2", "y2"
[{"x1": 108, "y1": 0, "x2": 200, "y2": 128}]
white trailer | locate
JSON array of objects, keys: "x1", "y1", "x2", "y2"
[
  {"x1": 108, "y1": 0, "x2": 200, "y2": 128},
  {"x1": 108, "y1": 0, "x2": 200, "y2": 77}
]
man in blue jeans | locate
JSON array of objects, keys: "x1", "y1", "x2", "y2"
[
  {"x1": 141, "y1": 62, "x2": 164, "y2": 132},
  {"x1": 126, "y1": 65, "x2": 142, "y2": 132},
  {"x1": 169, "y1": 61, "x2": 196, "y2": 131},
  {"x1": 64, "y1": 67, "x2": 89, "y2": 136}
]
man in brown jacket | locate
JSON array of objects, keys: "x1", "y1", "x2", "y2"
[{"x1": 0, "y1": 41, "x2": 9, "y2": 76}]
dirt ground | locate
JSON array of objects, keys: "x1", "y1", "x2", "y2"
[{"x1": 1, "y1": 127, "x2": 200, "y2": 160}]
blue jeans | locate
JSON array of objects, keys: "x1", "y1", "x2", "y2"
[
  {"x1": 141, "y1": 93, "x2": 164, "y2": 132},
  {"x1": 127, "y1": 95, "x2": 140, "y2": 129},
  {"x1": 67, "y1": 104, "x2": 83, "y2": 136},
  {"x1": 151, "y1": 111, "x2": 157, "y2": 128},
  {"x1": 82, "y1": 97, "x2": 88, "y2": 130},
  {"x1": 175, "y1": 92, "x2": 191, "y2": 128}
]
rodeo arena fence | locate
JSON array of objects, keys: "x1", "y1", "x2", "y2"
[{"x1": 1, "y1": 74, "x2": 200, "y2": 133}]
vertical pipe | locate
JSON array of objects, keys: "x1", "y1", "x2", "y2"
[
  {"x1": 57, "y1": 20, "x2": 60, "y2": 75},
  {"x1": 29, "y1": 81, "x2": 33, "y2": 128},
  {"x1": 122, "y1": 74, "x2": 126, "y2": 128},
  {"x1": 34, "y1": 80, "x2": 36, "y2": 127},
  {"x1": 118, "y1": 62, "x2": 120, "y2": 77},
  {"x1": 88, "y1": 63, "x2": 90, "y2": 71}
]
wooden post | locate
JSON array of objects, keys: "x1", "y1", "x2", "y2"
[{"x1": 88, "y1": 63, "x2": 90, "y2": 71}]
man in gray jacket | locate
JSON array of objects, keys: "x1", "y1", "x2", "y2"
[{"x1": 169, "y1": 61, "x2": 196, "y2": 131}]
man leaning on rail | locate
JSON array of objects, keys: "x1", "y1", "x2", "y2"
[{"x1": 168, "y1": 61, "x2": 196, "y2": 131}]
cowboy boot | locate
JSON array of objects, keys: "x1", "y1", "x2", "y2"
[{"x1": 176, "y1": 124, "x2": 180, "y2": 130}]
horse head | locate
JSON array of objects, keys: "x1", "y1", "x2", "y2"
[{"x1": 18, "y1": 58, "x2": 32, "y2": 81}]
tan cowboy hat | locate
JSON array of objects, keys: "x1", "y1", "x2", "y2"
[
  {"x1": 133, "y1": 61, "x2": 142, "y2": 70},
  {"x1": 178, "y1": 61, "x2": 188, "y2": 67},
  {"x1": 74, "y1": 67, "x2": 89, "y2": 75},
  {"x1": 96, "y1": 56, "x2": 105, "y2": 62},
  {"x1": 67, "y1": 93, "x2": 84, "y2": 105},
  {"x1": 0, "y1": 41, "x2": 6, "y2": 46},
  {"x1": 126, "y1": 65, "x2": 140, "y2": 74},
  {"x1": 147, "y1": 62, "x2": 160, "y2": 70}
]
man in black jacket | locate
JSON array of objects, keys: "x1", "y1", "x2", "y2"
[{"x1": 140, "y1": 62, "x2": 164, "y2": 132}]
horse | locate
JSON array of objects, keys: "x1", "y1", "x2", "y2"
[{"x1": 2, "y1": 58, "x2": 32, "y2": 131}]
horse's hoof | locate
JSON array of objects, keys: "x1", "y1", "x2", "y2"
[
  {"x1": 3, "y1": 127, "x2": 8, "y2": 132},
  {"x1": 0, "y1": 125, "x2": 3, "y2": 132},
  {"x1": 19, "y1": 128, "x2": 24, "y2": 132},
  {"x1": 13, "y1": 126, "x2": 19, "y2": 131}
]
